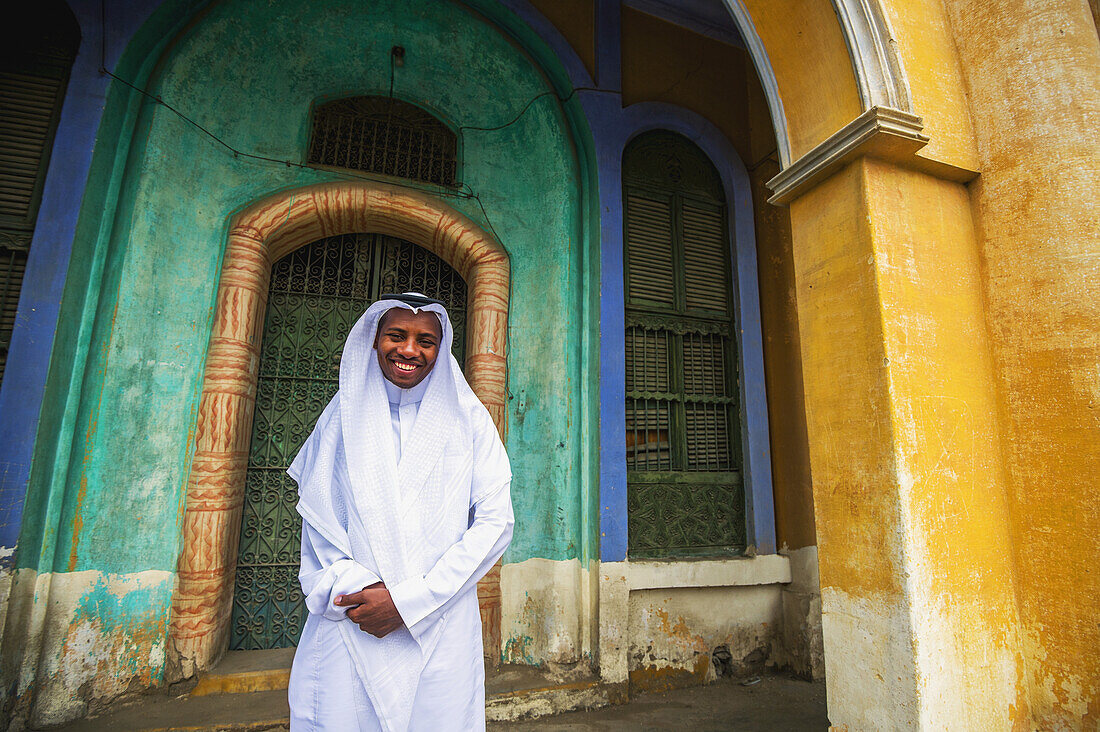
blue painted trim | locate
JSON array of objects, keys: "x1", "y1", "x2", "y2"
[
  {"x1": 596, "y1": 101, "x2": 777, "y2": 561},
  {"x1": 595, "y1": 0, "x2": 621, "y2": 91},
  {"x1": 590, "y1": 0, "x2": 628, "y2": 562},
  {"x1": 590, "y1": 95, "x2": 629, "y2": 562},
  {"x1": 0, "y1": 0, "x2": 160, "y2": 562}
]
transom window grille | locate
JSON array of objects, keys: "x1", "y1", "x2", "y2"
[
  {"x1": 230, "y1": 233, "x2": 467, "y2": 650},
  {"x1": 307, "y1": 96, "x2": 458, "y2": 187},
  {"x1": 0, "y1": 2, "x2": 79, "y2": 384},
  {"x1": 623, "y1": 131, "x2": 745, "y2": 558}
]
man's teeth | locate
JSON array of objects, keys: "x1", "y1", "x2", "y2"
[{"x1": 394, "y1": 362, "x2": 417, "y2": 372}]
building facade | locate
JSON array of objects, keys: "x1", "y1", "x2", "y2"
[{"x1": 0, "y1": 0, "x2": 1097, "y2": 729}]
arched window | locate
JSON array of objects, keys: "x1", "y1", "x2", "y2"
[
  {"x1": 622, "y1": 130, "x2": 744, "y2": 558},
  {"x1": 307, "y1": 96, "x2": 458, "y2": 187},
  {"x1": 0, "y1": 1, "x2": 79, "y2": 383}
]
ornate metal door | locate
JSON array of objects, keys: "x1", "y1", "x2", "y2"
[{"x1": 229, "y1": 233, "x2": 467, "y2": 650}]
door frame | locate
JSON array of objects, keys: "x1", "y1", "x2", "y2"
[{"x1": 169, "y1": 181, "x2": 510, "y2": 675}]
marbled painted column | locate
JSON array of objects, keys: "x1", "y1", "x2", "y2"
[
  {"x1": 170, "y1": 182, "x2": 511, "y2": 671},
  {"x1": 171, "y1": 231, "x2": 271, "y2": 672},
  {"x1": 464, "y1": 259, "x2": 509, "y2": 663}
]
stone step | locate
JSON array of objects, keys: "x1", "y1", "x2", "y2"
[
  {"x1": 190, "y1": 649, "x2": 295, "y2": 697},
  {"x1": 57, "y1": 652, "x2": 615, "y2": 731}
]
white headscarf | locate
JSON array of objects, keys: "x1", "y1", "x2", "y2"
[{"x1": 288, "y1": 294, "x2": 511, "y2": 731}]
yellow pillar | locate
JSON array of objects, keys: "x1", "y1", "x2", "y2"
[{"x1": 789, "y1": 157, "x2": 1027, "y2": 729}]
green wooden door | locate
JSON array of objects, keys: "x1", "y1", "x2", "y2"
[{"x1": 229, "y1": 232, "x2": 467, "y2": 650}]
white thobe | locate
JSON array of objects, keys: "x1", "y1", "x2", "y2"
[{"x1": 288, "y1": 376, "x2": 514, "y2": 731}]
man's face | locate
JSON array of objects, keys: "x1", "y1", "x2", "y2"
[{"x1": 374, "y1": 308, "x2": 442, "y2": 388}]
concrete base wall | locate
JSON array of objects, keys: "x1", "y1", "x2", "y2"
[
  {"x1": 627, "y1": 585, "x2": 780, "y2": 689},
  {"x1": 500, "y1": 558, "x2": 598, "y2": 668},
  {"x1": 774, "y1": 546, "x2": 825, "y2": 680},
  {"x1": 596, "y1": 555, "x2": 816, "y2": 692},
  {"x1": 1, "y1": 568, "x2": 174, "y2": 728},
  {"x1": 500, "y1": 554, "x2": 825, "y2": 694}
]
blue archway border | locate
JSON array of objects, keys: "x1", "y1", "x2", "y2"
[
  {"x1": 598, "y1": 104, "x2": 777, "y2": 561},
  {"x1": 0, "y1": 0, "x2": 165, "y2": 563},
  {"x1": 585, "y1": 0, "x2": 776, "y2": 561}
]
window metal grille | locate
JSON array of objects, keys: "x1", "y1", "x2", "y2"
[
  {"x1": 623, "y1": 131, "x2": 745, "y2": 558},
  {"x1": 229, "y1": 233, "x2": 467, "y2": 650},
  {"x1": 307, "y1": 96, "x2": 458, "y2": 187}
]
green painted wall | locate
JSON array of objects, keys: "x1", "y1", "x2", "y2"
[{"x1": 27, "y1": 0, "x2": 596, "y2": 577}]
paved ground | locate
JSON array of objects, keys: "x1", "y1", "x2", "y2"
[
  {"x1": 55, "y1": 673, "x2": 827, "y2": 731},
  {"x1": 491, "y1": 676, "x2": 829, "y2": 732}
]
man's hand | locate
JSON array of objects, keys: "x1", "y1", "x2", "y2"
[{"x1": 334, "y1": 581, "x2": 405, "y2": 638}]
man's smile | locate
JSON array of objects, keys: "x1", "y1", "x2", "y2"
[{"x1": 374, "y1": 308, "x2": 442, "y2": 388}]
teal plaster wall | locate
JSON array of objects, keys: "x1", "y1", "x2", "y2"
[{"x1": 26, "y1": 0, "x2": 596, "y2": 577}]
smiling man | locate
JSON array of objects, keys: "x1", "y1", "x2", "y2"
[{"x1": 286, "y1": 293, "x2": 514, "y2": 731}]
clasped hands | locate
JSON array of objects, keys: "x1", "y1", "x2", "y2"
[{"x1": 334, "y1": 581, "x2": 404, "y2": 638}]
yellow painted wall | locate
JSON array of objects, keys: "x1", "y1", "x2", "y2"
[
  {"x1": 527, "y1": 0, "x2": 595, "y2": 81},
  {"x1": 790, "y1": 163, "x2": 904, "y2": 602},
  {"x1": 883, "y1": 0, "x2": 979, "y2": 172},
  {"x1": 741, "y1": 0, "x2": 863, "y2": 159},
  {"x1": 941, "y1": 0, "x2": 1100, "y2": 725},
  {"x1": 863, "y1": 158, "x2": 1027, "y2": 728},
  {"x1": 790, "y1": 157, "x2": 1027, "y2": 728}
]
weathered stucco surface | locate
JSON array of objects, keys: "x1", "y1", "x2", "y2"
[
  {"x1": 885, "y1": 0, "x2": 979, "y2": 172},
  {"x1": 1, "y1": 569, "x2": 173, "y2": 728},
  {"x1": 790, "y1": 156, "x2": 1026, "y2": 729},
  {"x1": 7, "y1": 0, "x2": 593, "y2": 724},
  {"x1": 596, "y1": 557, "x2": 793, "y2": 694},
  {"x1": 941, "y1": 0, "x2": 1100, "y2": 726}
]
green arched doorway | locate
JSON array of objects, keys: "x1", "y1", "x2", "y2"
[{"x1": 229, "y1": 232, "x2": 467, "y2": 650}]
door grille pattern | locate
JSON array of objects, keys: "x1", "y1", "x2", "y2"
[
  {"x1": 230, "y1": 233, "x2": 467, "y2": 650},
  {"x1": 307, "y1": 96, "x2": 458, "y2": 187},
  {"x1": 623, "y1": 131, "x2": 745, "y2": 558}
]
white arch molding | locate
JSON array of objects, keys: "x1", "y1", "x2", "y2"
[{"x1": 719, "y1": 0, "x2": 925, "y2": 203}]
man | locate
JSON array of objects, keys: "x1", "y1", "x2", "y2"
[{"x1": 287, "y1": 293, "x2": 513, "y2": 731}]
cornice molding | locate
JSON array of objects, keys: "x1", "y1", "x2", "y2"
[{"x1": 766, "y1": 106, "x2": 927, "y2": 206}]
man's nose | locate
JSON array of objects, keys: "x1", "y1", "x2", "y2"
[{"x1": 397, "y1": 338, "x2": 418, "y2": 357}]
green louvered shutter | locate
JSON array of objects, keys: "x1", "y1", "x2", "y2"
[
  {"x1": 682, "y1": 201, "x2": 730, "y2": 314},
  {"x1": 625, "y1": 191, "x2": 676, "y2": 308},
  {"x1": 623, "y1": 131, "x2": 744, "y2": 558}
]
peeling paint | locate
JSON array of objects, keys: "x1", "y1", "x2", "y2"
[{"x1": 21, "y1": 569, "x2": 174, "y2": 728}]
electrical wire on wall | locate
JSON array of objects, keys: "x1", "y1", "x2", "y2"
[{"x1": 96, "y1": 10, "x2": 619, "y2": 245}]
